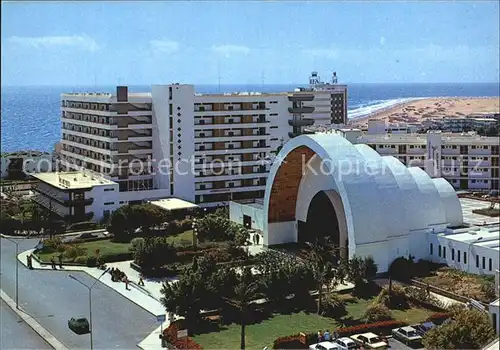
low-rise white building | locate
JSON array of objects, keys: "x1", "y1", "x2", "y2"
[
  {"x1": 427, "y1": 224, "x2": 499, "y2": 276},
  {"x1": 31, "y1": 171, "x2": 120, "y2": 222}
]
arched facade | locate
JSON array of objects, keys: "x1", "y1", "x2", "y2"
[{"x1": 263, "y1": 134, "x2": 463, "y2": 272}]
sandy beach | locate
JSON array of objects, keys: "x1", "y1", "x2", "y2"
[{"x1": 350, "y1": 97, "x2": 500, "y2": 128}]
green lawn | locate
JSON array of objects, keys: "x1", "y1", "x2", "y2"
[
  {"x1": 192, "y1": 312, "x2": 338, "y2": 350},
  {"x1": 344, "y1": 295, "x2": 435, "y2": 325},
  {"x1": 193, "y1": 295, "x2": 437, "y2": 350},
  {"x1": 37, "y1": 230, "x2": 194, "y2": 263}
]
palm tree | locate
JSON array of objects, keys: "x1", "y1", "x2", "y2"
[
  {"x1": 302, "y1": 237, "x2": 337, "y2": 314},
  {"x1": 233, "y1": 267, "x2": 259, "y2": 350}
]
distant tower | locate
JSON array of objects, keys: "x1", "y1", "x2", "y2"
[
  {"x1": 332, "y1": 72, "x2": 338, "y2": 84},
  {"x1": 309, "y1": 71, "x2": 321, "y2": 85}
]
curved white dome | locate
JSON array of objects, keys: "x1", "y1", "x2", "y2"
[{"x1": 263, "y1": 133, "x2": 464, "y2": 272}]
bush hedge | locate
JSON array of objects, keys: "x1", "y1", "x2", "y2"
[
  {"x1": 273, "y1": 320, "x2": 407, "y2": 349},
  {"x1": 163, "y1": 320, "x2": 202, "y2": 349}
]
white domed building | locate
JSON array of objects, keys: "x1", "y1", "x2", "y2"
[{"x1": 259, "y1": 133, "x2": 463, "y2": 273}]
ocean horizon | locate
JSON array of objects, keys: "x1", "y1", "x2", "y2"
[{"x1": 1, "y1": 83, "x2": 499, "y2": 153}]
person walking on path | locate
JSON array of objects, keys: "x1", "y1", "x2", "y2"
[
  {"x1": 138, "y1": 277, "x2": 145, "y2": 286},
  {"x1": 255, "y1": 234, "x2": 260, "y2": 245},
  {"x1": 50, "y1": 256, "x2": 57, "y2": 270},
  {"x1": 58, "y1": 253, "x2": 63, "y2": 269},
  {"x1": 26, "y1": 254, "x2": 33, "y2": 269}
]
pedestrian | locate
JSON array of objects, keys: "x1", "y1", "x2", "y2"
[
  {"x1": 256, "y1": 234, "x2": 260, "y2": 245},
  {"x1": 138, "y1": 277, "x2": 145, "y2": 286},
  {"x1": 323, "y1": 329, "x2": 330, "y2": 341},
  {"x1": 58, "y1": 253, "x2": 63, "y2": 269},
  {"x1": 50, "y1": 256, "x2": 56, "y2": 270},
  {"x1": 333, "y1": 331, "x2": 339, "y2": 340},
  {"x1": 27, "y1": 254, "x2": 33, "y2": 269},
  {"x1": 124, "y1": 276, "x2": 130, "y2": 290},
  {"x1": 317, "y1": 330, "x2": 323, "y2": 343}
]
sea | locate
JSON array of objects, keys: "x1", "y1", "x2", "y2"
[{"x1": 1, "y1": 83, "x2": 499, "y2": 153}]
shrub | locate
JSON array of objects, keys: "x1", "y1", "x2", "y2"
[
  {"x1": 42, "y1": 237, "x2": 63, "y2": 251},
  {"x1": 374, "y1": 284, "x2": 409, "y2": 309},
  {"x1": 337, "y1": 320, "x2": 407, "y2": 337},
  {"x1": 389, "y1": 256, "x2": 415, "y2": 281},
  {"x1": 162, "y1": 320, "x2": 202, "y2": 349},
  {"x1": 480, "y1": 281, "x2": 496, "y2": 302},
  {"x1": 86, "y1": 255, "x2": 97, "y2": 267},
  {"x1": 364, "y1": 303, "x2": 393, "y2": 322},
  {"x1": 64, "y1": 245, "x2": 87, "y2": 261},
  {"x1": 320, "y1": 293, "x2": 347, "y2": 318},
  {"x1": 74, "y1": 256, "x2": 88, "y2": 265},
  {"x1": 100, "y1": 252, "x2": 133, "y2": 263}
]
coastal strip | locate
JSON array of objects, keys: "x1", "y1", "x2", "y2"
[{"x1": 349, "y1": 97, "x2": 500, "y2": 127}]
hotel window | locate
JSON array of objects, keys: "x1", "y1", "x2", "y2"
[
  {"x1": 476, "y1": 254, "x2": 479, "y2": 268},
  {"x1": 443, "y1": 247, "x2": 446, "y2": 259},
  {"x1": 489, "y1": 258, "x2": 492, "y2": 271},
  {"x1": 457, "y1": 250, "x2": 461, "y2": 262},
  {"x1": 482, "y1": 256, "x2": 486, "y2": 269},
  {"x1": 438, "y1": 245, "x2": 441, "y2": 257},
  {"x1": 463, "y1": 252, "x2": 467, "y2": 264},
  {"x1": 452, "y1": 248, "x2": 455, "y2": 260}
]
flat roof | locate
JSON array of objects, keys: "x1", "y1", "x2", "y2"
[
  {"x1": 438, "y1": 226, "x2": 500, "y2": 251},
  {"x1": 32, "y1": 171, "x2": 117, "y2": 190},
  {"x1": 149, "y1": 198, "x2": 199, "y2": 211}
]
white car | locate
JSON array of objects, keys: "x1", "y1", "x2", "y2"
[
  {"x1": 350, "y1": 332, "x2": 388, "y2": 349},
  {"x1": 309, "y1": 341, "x2": 338, "y2": 350},
  {"x1": 391, "y1": 326, "x2": 422, "y2": 346},
  {"x1": 334, "y1": 337, "x2": 357, "y2": 350}
]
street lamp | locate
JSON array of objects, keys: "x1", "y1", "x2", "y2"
[
  {"x1": 467, "y1": 236, "x2": 483, "y2": 273},
  {"x1": 68, "y1": 269, "x2": 109, "y2": 350},
  {"x1": 3, "y1": 237, "x2": 19, "y2": 309}
]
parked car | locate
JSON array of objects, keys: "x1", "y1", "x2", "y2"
[
  {"x1": 411, "y1": 322, "x2": 436, "y2": 336},
  {"x1": 68, "y1": 317, "x2": 90, "y2": 334},
  {"x1": 309, "y1": 341, "x2": 338, "y2": 350},
  {"x1": 334, "y1": 337, "x2": 357, "y2": 350},
  {"x1": 350, "y1": 332, "x2": 388, "y2": 349},
  {"x1": 391, "y1": 326, "x2": 422, "y2": 346}
]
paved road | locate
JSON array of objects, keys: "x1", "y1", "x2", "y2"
[
  {"x1": 1, "y1": 237, "x2": 159, "y2": 349},
  {"x1": 1, "y1": 299, "x2": 52, "y2": 350}
]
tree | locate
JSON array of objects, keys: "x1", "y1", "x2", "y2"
[
  {"x1": 130, "y1": 237, "x2": 176, "y2": 271},
  {"x1": 160, "y1": 256, "x2": 216, "y2": 330},
  {"x1": 233, "y1": 267, "x2": 259, "y2": 350},
  {"x1": 347, "y1": 256, "x2": 378, "y2": 291},
  {"x1": 256, "y1": 250, "x2": 314, "y2": 308},
  {"x1": 109, "y1": 205, "x2": 137, "y2": 241},
  {"x1": 364, "y1": 303, "x2": 392, "y2": 322},
  {"x1": 301, "y1": 237, "x2": 339, "y2": 314},
  {"x1": 422, "y1": 308, "x2": 496, "y2": 349}
]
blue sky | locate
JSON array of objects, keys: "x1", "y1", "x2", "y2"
[{"x1": 1, "y1": 1, "x2": 499, "y2": 85}]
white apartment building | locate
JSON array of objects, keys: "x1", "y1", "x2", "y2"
[
  {"x1": 355, "y1": 121, "x2": 500, "y2": 191},
  {"x1": 31, "y1": 171, "x2": 119, "y2": 222},
  {"x1": 58, "y1": 75, "x2": 348, "y2": 208}
]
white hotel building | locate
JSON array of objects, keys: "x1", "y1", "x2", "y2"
[
  {"x1": 55, "y1": 74, "x2": 348, "y2": 213},
  {"x1": 354, "y1": 120, "x2": 500, "y2": 191}
]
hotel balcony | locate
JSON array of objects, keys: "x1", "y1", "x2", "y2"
[
  {"x1": 288, "y1": 106, "x2": 315, "y2": 114},
  {"x1": 288, "y1": 94, "x2": 315, "y2": 102},
  {"x1": 288, "y1": 118, "x2": 315, "y2": 127}
]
